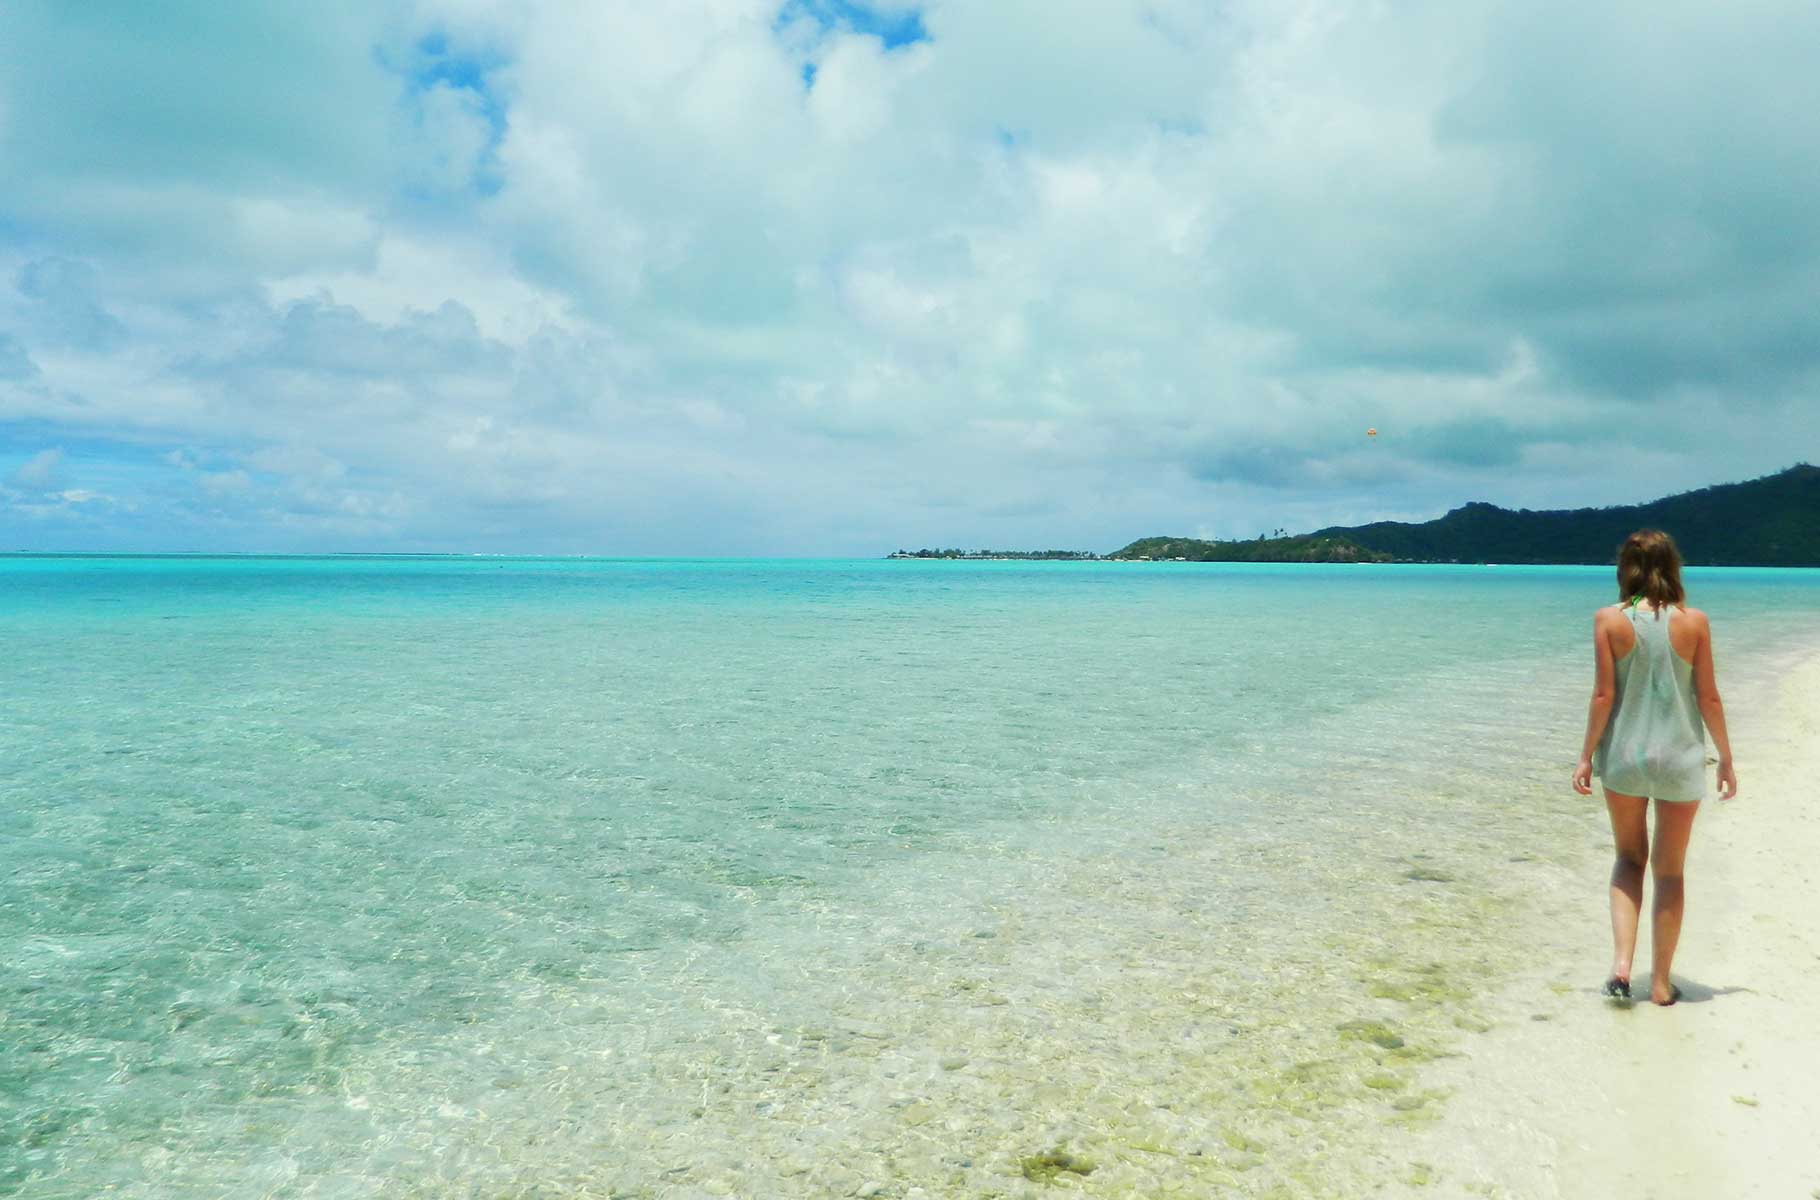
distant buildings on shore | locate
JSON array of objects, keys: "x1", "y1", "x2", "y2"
[
  {"x1": 886, "y1": 549, "x2": 1101, "y2": 560},
  {"x1": 885, "y1": 549, "x2": 1204, "y2": 561}
]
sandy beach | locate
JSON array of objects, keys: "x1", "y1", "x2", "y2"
[{"x1": 1411, "y1": 651, "x2": 1820, "y2": 1198}]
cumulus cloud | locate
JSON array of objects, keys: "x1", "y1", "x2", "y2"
[
  {"x1": 5, "y1": 447, "x2": 65, "y2": 491},
  {"x1": 16, "y1": 259, "x2": 127, "y2": 348},
  {"x1": 0, "y1": 0, "x2": 1816, "y2": 552}
]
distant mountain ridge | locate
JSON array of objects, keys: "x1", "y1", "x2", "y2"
[{"x1": 1109, "y1": 464, "x2": 1820, "y2": 565}]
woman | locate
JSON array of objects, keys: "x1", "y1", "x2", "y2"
[{"x1": 1571, "y1": 529, "x2": 1737, "y2": 1005}]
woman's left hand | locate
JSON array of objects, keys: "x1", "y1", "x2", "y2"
[{"x1": 1571, "y1": 758, "x2": 1594, "y2": 795}]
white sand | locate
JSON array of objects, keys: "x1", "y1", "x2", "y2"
[{"x1": 1409, "y1": 653, "x2": 1820, "y2": 1198}]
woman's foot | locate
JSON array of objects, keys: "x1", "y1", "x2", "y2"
[
  {"x1": 1601, "y1": 975, "x2": 1631, "y2": 1000},
  {"x1": 1650, "y1": 981, "x2": 1682, "y2": 1006}
]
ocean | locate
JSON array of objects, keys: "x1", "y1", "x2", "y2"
[{"x1": 4, "y1": 556, "x2": 1816, "y2": 1198}]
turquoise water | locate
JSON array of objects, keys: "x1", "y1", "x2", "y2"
[{"x1": 5, "y1": 557, "x2": 1817, "y2": 1198}]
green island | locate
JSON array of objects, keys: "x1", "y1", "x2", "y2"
[
  {"x1": 1110, "y1": 534, "x2": 1389, "y2": 564},
  {"x1": 893, "y1": 464, "x2": 1820, "y2": 566}
]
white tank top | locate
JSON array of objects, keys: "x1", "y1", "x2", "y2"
[{"x1": 1593, "y1": 604, "x2": 1706, "y2": 801}]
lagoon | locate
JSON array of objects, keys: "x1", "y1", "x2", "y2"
[{"x1": 5, "y1": 557, "x2": 1817, "y2": 1196}]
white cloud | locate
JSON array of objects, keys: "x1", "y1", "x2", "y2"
[
  {"x1": 266, "y1": 234, "x2": 573, "y2": 343},
  {"x1": 403, "y1": 81, "x2": 496, "y2": 194},
  {"x1": 199, "y1": 469, "x2": 253, "y2": 495},
  {"x1": 0, "y1": 0, "x2": 1816, "y2": 552},
  {"x1": 807, "y1": 33, "x2": 931, "y2": 144},
  {"x1": 6, "y1": 447, "x2": 65, "y2": 491}
]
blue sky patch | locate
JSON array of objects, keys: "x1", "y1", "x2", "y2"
[{"x1": 780, "y1": 1, "x2": 929, "y2": 50}]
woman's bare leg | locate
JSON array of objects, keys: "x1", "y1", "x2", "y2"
[
  {"x1": 1647, "y1": 799, "x2": 1701, "y2": 1004},
  {"x1": 1604, "y1": 788, "x2": 1649, "y2": 986}
]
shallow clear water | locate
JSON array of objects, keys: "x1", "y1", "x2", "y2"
[{"x1": 4, "y1": 557, "x2": 1817, "y2": 1198}]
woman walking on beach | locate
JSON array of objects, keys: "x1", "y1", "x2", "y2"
[{"x1": 1571, "y1": 529, "x2": 1737, "y2": 1005}]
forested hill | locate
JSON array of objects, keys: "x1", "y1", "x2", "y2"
[
  {"x1": 1309, "y1": 464, "x2": 1820, "y2": 565},
  {"x1": 1110, "y1": 464, "x2": 1820, "y2": 565}
]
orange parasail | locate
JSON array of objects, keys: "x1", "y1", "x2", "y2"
[{"x1": 1366, "y1": 427, "x2": 1378, "y2": 438}]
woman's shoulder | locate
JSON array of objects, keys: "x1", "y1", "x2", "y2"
[
  {"x1": 1676, "y1": 605, "x2": 1711, "y2": 628},
  {"x1": 1593, "y1": 605, "x2": 1630, "y2": 638}
]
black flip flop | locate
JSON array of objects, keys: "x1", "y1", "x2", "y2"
[{"x1": 1601, "y1": 976, "x2": 1631, "y2": 1000}]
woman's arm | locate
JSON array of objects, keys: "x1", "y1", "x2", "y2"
[
  {"x1": 1690, "y1": 609, "x2": 1738, "y2": 799},
  {"x1": 1572, "y1": 610, "x2": 1617, "y2": 794}
]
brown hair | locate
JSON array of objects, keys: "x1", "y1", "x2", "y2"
[{"x1": 1616, "y1": 529, "x2": 1685, "y2": 614}]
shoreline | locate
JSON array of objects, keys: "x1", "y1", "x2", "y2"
[{"x1": 1407, "y1": 645, "x2": 1820, "y2": 1197}]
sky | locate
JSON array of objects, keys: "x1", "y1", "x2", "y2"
[{"x1": 2, "y1": 0, "x2": 1818, "y2": 554}]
